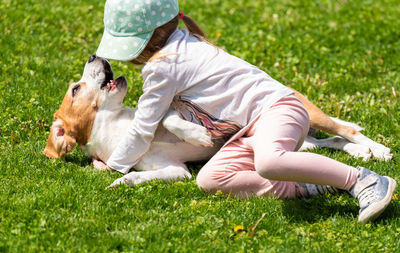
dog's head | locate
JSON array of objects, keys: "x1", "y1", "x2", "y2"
[{"x1": 44, "y1": 55, "x2": 127, "y2": 158}]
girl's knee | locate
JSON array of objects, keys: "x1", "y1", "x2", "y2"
[
  {"x1": 196, "y1": 167, "x2": 218, "y2": 193},
  {"x1": 197, "y1": 164, "x2": 240, "y2": 194},
  {"x1": 196, "y1": 171, "x2": 208, "y2": 190},
  {"x1": 254, "y1": 151, "x2": 284, "y2": 179}
]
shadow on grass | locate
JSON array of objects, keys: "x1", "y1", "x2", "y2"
[
  {"x1": 374, "y1": 203, "x2": 400, "y2": 224},
  {"x1": 61, "y1": 154, "x2": 400, "y2": 224},
  {"x1": 281, "y1": 193, "x2": 400, "y2": 224},
  {"x1": 281, "y1": 195, "x2": 357, "y2": 222},
  {"x1": 64, "y1": 149, "x2": 92, "y2": 167}
]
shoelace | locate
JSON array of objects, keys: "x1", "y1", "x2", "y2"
[{"x1": 358, "y1": 186, "x2": 376, "y2": 207}]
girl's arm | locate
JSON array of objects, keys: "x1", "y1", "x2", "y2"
[{"x1": 106, "y1": 66, "x2": 177, "y2": 174}]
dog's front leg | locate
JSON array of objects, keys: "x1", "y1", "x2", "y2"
[
  {"x1": 162, "y1": 109, "x2": 213, "y2": 147},
  {"x1": 106, "y1": 164, "x2": 192, "y2": 189},
  {"x1": 300, "y1": 136, "x2": 372, "y2": 161}
]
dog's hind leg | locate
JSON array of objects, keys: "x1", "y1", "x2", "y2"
[
  {"x1": 329, "y1": 118, "x2": 392, "y2": 161},
  {"x1": 291, "y1": 88, "x2": 392, "y2": 161},
  {"x1": 299, "y1": 136, "x2": 372, "y2": 160},
  {"x1": 290, "y1": 88, "x2": 352, "y2": 135}
]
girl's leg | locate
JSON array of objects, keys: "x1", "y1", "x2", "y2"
[
  {"x1": 248, "y1": 95, "x2": 359, "y2": 190},
  {"x1": 196, "y1": 137, "x2": 307, "y2": 199},
  {"x1": 198, "y1": 95, "x2": 395, "y2": 222}
]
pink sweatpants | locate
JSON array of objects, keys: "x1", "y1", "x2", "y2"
[{"x1": 196, "y1": 95, "x2": 359, "y2": 199}]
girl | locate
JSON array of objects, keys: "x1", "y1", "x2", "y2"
[{"x1": 96, "y1": 0, "x2": 396, "y2": 223}]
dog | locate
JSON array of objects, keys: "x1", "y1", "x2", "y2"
[{"x1": 44, "y1": 55, "x2": 392, "y2": 188}]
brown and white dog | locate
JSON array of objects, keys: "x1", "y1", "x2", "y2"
[{"x1": 44, "y1": 55, "x2": 392, "y2": 188}]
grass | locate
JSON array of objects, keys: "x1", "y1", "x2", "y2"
[{"x1": 1, "y1": 0, "x2": 400, "y2": 251}]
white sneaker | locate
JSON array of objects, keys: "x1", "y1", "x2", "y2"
[{"x1": 349, "y1": 166, "x2": 397, "y2": 223}]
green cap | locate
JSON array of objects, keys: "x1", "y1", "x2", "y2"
[{"x1": 96, "y1": 0, "x2": 179, "y2": 61}]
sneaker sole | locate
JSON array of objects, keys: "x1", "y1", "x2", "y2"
[{"x1": 358, "y1": 176, "x2": 397, "y2": 223}]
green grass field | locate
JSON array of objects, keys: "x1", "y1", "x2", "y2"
[{"x1": 1, "y1": 0, "x2": 400, "y2": 251}]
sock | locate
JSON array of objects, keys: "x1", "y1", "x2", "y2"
[{"x1": 299, "y1": 183, "x2": 339, "y2": 198}]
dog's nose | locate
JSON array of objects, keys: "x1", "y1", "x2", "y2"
[{"x1": 88, "y1": 54, "x2": 97, "y2": 63}]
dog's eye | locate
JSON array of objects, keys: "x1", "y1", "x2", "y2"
[{"x1": 72, "y1": 85, "x2": 80, "y2": 97}]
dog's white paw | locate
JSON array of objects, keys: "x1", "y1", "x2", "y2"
[
  {"x1": 180, "y1": 125, "x2": 213, "y2": 147},
  {"x1": 106, "y1": 177, "x2": 127, "y2": 189},
  {"x1": 352, "y1": 134, "x2": 393, "y2": 161},
  {"x1": 343, "y1": 143, "x2": 372, "y2": 161},
  {"x1": 370, "y1": 144, "x2": 392, "y2": 161},
  {"x1": 106, "y1": 172, "x2": 142, "y2": 189}
]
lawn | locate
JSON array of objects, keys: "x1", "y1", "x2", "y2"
[{"x1": 1, "y1": 0, "x2": 400, "y2": 252}]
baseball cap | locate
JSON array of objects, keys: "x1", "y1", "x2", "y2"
[{"x1": 96, "y1": 0, "x2": 179, "y2": 61}]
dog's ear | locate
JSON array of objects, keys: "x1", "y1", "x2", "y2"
[{"x1": 43, "y1": 119, "x2": 76, "y2": 158}]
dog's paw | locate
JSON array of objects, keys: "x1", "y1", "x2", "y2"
[
  {"x1": 106, "y1": 177, "x2": 127, "y2": 189},
  {"x1": 370, "y1": 144, "x2": 392, "y2": 161},
  {"x1": 106, "y1": 172, "x2": 142, "y2": 189},
  {"x1": 180, "y1": 125, "x2": 213, "y2": 147},
  {"x1": 352, "y1": 134, "x2": 393, "y2": 161},
  {"x1": 343, "y1": 143, "x2": 372, "y2": 161}
]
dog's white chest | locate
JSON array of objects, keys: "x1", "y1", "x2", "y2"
[{"x1": 82, "y1": 107, "x2": 134, "y2": 161}]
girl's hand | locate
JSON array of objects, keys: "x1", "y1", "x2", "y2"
[{"x1": 92, "y1": 158, "x2": 113, "y2": 171}]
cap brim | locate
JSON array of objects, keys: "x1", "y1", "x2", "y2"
[{"x1": 96, "y1": 29, "x2": 154, "y2": 61}]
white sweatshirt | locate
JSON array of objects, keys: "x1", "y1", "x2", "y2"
[{"x1": 107, "y1": 29, "x2": 293, "y2": 173}]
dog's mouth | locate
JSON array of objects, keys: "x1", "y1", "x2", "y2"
[
  {"x1": 103, "y1": 76, "x2": 127, "y2": 92},
  {"x1": 100, "y1": 59, "x2": 115, "y2": 90},
  {"x1": 99, "y1": 59, "x2": 127, "y2": 92}
]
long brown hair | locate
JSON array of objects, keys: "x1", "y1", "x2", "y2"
[{"x1": 130, "y1": 14, "x2": 206, "y2": 65}]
